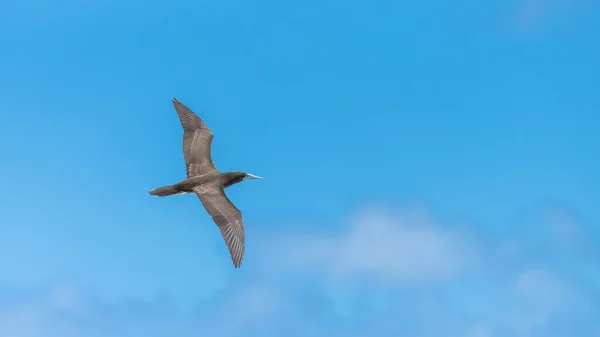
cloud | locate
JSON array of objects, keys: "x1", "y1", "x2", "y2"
[
  {"x1": 1, "y1": 204, "x2": 598, "y2": 337},
  {"x1": 265, "y1": 205, "x2": 481, "y2": 285},
  {"x1": 516, "y1": 269, "x2": 573, "y2": 309},
  {"x1": 544, "y1": 208, "x2": 593, "y2": 253},
  {"x1": 0, "y1": 286, "x2": 87, "y2": 337},
  {"x1": 511, "y1": 269, "x2": 577, "y2": 336},
  {"x1": 464, "y1": 323, "x2": 492, "y2": 337},
  {"x1": 511, "y1": 0, "x2": 593, "y2": 31}
]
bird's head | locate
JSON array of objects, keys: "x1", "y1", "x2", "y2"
[{"x1": 223, "y1": 171, "x2": 264, "y2": 188}]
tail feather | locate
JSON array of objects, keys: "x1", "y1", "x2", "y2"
[{"x1": 149, "y1": 185, "x2": 179, "y2": 197}]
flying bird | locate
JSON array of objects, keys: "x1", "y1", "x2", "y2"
[{"x1": 150, "y1": 98, "x2": 263, "y2": 268}]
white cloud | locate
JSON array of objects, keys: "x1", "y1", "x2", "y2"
[
  {"x1": 0, "y1": 205, "x2": 598, "y2": 337},
  {"x1": 544, "y1": 209, "x2": 591, "y2": 253},
  {"x1": 511, "y1": 0, "x2": 592, "y2": 31},
  {"x1": 464, "y1": 323, "x2": 492, "y2": 337},
  {"x1": 268, "y1": 205, "x2": 480, "y2": 284},
  {"x1": 0, "y1": 286, "x2": 87, "y2": 337},
  {"x1": 515, "y1": 269, "x2": 573, "y2": 310},
  {"x1": 511, "y1": 268, "x2": 583, "y2": 336}
]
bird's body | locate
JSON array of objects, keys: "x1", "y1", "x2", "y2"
[
  {"x1": 150, "y1": 98, "x2": 263, "y2": 268},
  {"x1": 150, "y1": 171, "x2": 252, "y2": 196}
]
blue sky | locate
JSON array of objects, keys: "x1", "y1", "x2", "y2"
[{"x1": 0, "y1": 0, "x2": 599, "y2": 336}]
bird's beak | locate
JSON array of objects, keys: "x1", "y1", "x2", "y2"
[{"x1": 244, "y1": 173, "x2": 264, "y2": 180}]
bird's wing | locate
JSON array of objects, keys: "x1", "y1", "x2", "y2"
[
  {"x1": 193, "y1": 184, "x2": 245, "y2": 268},
  {"x1": 172, "y1": 98, "x2": 217, "y2": 177}
]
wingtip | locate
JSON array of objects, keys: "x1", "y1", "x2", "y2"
[{"x1": 172, "y1": 97, "x2": 179, "y2": 104}]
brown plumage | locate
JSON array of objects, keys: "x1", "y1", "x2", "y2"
[{"x1": 150, "y1": 98, "x2": 263, "y2": 268}]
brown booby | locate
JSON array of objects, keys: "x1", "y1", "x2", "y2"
[{"x1": 150, "y1": 98, "x2": 263, "y2": 268}]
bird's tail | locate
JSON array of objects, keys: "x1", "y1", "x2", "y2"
[{"x1": 149, "y1": 185, "x2": 179, "y2": 197}]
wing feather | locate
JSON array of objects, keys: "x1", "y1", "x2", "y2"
[
  {"x1": 193, "y1": 185, "x2": 245, "y2": 268},
  {"x1": 172, "y1": 98, "x2": 216, "y2": 177}
]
